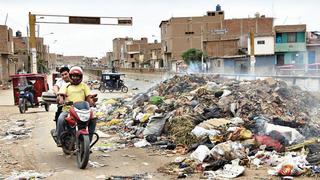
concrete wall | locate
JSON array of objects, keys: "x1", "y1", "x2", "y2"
[
  {"x1": 248, "y1": 36, "x2": 274, "y2": 55},
  {"x1": 0, "y1": 55, "x2": 9, "y2": 84}
]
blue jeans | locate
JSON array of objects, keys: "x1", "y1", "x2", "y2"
[{"x1": 26, "y1": 91, "x2": 34, "y2": 105}]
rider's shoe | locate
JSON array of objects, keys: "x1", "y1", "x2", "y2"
[
  {"x1": 52, "y1": 130, "x2": 57, "y2": 138},
  {"x1": 57, "y1": 142, "x2": 62, "y2": 147}
]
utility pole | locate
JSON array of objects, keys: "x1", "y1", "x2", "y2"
[
  {"x1": 249, "y1": 30, "x2": 255, "y2": 74},
  {"x1": 28, "y1": 12, "x2": 37, "y2": 73},
  {"x1": 201, "y1": 25, "x2": 204, "y2": 72}
]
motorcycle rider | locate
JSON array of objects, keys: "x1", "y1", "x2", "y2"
[
  {"x1": 53, "y1": 66, "x2": 70, "y2": 124},
  {"x1": 25, "y1": 80, "x2": 35, "y2": 107},
  {"x1": 55, "y1": 66, "x2": 96, "y2": 147}
]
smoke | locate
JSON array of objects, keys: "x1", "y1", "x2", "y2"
[{"x1": 186, "y1": 61, "x2": 201, "y2": 74}]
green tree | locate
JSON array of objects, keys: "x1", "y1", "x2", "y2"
[
  {"x1": 37, "y1": 59, "x2": 49, "y2": 74},
  {"x1": 181, "y1": 48, "x2": 203, "y2": 65}
]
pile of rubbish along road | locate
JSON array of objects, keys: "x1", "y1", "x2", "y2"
[{"x1": 94, "y1": 74, "x2": 320, "y2": 178}]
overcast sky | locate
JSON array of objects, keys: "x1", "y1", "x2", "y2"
[{"x1": 1, "y1": 0, "x2": 319, "y2": 57}]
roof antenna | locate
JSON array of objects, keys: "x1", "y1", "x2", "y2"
[
  {"x1": 5, "y1": 13, "x2": 8, "y2": 25},
  {"x1": 283, "y1": 16, "x2": 288, "y2": 24}
]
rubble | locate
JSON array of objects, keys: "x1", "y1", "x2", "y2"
[
  {"x1": 1, "y1": 119, "x2": 33, "y2": 140},
  {"x1": 94, "y1": 74, "x2": 320, "y2": 178}
]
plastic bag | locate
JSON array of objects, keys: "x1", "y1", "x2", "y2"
[
  {"x1": 191, "y1": 126, "x2": 220, "y2": 137},
  {"x1": 190, "y1": 145, "x2": 210, "y2": 163},
  {"x1": 143, "y1": 114, "x2": 169, "y2": 137}
]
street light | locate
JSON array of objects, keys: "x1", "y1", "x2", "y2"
[{"x1": 41, "y1": 32, "x2": 54, "y2": 37}]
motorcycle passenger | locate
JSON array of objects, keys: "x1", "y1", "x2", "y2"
[
  {"x1": 55, "y1": 66, "x2": 96, "y2": 147},
  {"x1": 53, "y1": 66, "x2": 70, "y2": 124}
]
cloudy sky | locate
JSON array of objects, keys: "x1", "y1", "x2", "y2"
[{"x1": 1, "y1": 0, "x2": 319, "y2": 57}]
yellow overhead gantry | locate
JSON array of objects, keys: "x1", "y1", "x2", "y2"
[{"x1": 28, "y1": 12, "x2": 132, "y2": 73}]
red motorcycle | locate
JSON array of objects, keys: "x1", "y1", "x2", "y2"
[{"x1": 51, "y1": 101, "x2": 99, "y2": 169}]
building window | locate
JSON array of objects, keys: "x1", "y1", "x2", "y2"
[
  {"x1": 185, "y1": 32, "x2": 194, "y2": 35},
  {"x1": 288, "y1": 32, "x2": 297, "y2": 43},
  {"x1": 130, "y1": 54, "x2": 134, "y2": 58},
  {"x1": 208, "y1": 12, "x2": 215, "y2": 16},
  {"x1": 276, "y1": 33, "x2": 282, "y2": 43},
  {"x1": 257, "y1": 40, "x2": 265, "y2": 45}
]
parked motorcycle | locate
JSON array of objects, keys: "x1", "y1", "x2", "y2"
[
  {"x1": 51, "y1": 100, "x2": 99, "y2": 169},
  {"x1": 87, "y1": 80, "x2": 101, "y2": 90}
]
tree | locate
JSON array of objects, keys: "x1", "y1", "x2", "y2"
[
  {"x1": 37, "y1": 59, "x2": 49, "y2": 74},
  {"x1": 181, "y1": 48, "x2": 203, "y2": 65}
]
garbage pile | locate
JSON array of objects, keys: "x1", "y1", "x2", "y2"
[{"x1": 95, "y1": 74, "x2": 320, "y2": 178}]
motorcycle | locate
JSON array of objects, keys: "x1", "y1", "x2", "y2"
[
  {"x1": 18, "y1": 85, "x2": 49, "y2": 113},
  {"x1": 100, "y1": 79, "x2": 128, "y2": 93},
  {"x1": 87, "y1": 80, "x2": 101, "y2": 90},
  {"x1": 99, "y1": 73, "x2": 128, "y2": 93},
  {"x1": 51, "y1": 100, "x2": 99, "y2": 169}
]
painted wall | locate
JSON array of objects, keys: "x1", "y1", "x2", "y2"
[
  {"x1": 283, "y1": 52, "x2": 305, "y2": 64},
  {"x1": 248, "y1": 36, "x2": 274, "y2": 55},
  {"x1": 255, "y1": 55, "x2": 276, "y2": 75},
  {"x1": 223, "y1": 59, "x2": 235, "y2": 73}
]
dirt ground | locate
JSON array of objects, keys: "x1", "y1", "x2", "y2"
[{"x1": 0, "y1": 73, "x2": 319, "y2": 179}]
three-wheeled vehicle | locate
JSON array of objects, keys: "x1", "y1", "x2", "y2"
[
  {"x1": 10, "y1": 74, "x2": 50, "y2": 113},
  {"x1": 99, "y1": 73, "x2": 128, "y2": 93},
  {"x1": 52, "y1": 72, "x2": 61, "y2": 86}
]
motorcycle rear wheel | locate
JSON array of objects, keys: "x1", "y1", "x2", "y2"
[
  {"x1": 77, "y1": 134, "x2": 90, "y2": 169},
  {"x1": 121, "y1": 86, "x2": 128, "y2": 93},
  {"x1": 99, "y1": 85, "x2": 106, "y2": 93}
]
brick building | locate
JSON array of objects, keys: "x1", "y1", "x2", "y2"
[
  {"x1": 13, "y1": 31, "x2": 29, "y2": 73},
  {"x1": 62, "y1": 56, "x2": 85, "y2": 66},
  {"x1": 0, "y1": 25, "x2": 13, "y2": 84},
  {"x1": 113, "y1": 37, "x2": 162, "y2": 69},
  {"x1": 160, "y1": 5, "x2": 274, "y2": 73},
  {"x1": 113, "y1": 37, "x2": 133, "y2": 68}
]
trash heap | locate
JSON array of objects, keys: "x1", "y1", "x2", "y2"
[{"x1": 95, "y1": 74, "x2": 320, "y2": 178}]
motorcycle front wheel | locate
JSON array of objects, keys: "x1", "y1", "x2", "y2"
[
  {"x1": 19, "y1": 98, "x2": 26, "y2": 114},
  {"x1": 76, "y1": 134, "x2": 90, "y2": 169}
]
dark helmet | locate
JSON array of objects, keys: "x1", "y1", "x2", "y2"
[{"x1": 69, "y1": 66, "x2": 83, "y2": 85}]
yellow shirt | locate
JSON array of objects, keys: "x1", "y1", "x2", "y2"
[{"x1": 58, "y1": 82, "x2": 91, "y2": 111}]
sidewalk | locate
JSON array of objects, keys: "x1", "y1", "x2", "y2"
[{"x1": 0, "y1": 87, "x2": 14, "y2": 106}]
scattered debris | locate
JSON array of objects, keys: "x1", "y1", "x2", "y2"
[{"x1": 5, "y1": 170, "x2": 51, "y2": 180}]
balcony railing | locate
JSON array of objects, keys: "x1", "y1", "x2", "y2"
[
  {"x1": 275, "y1": 42, "x2": 306, "y2": 52},
  {"x1": 275, "y1": 63, "x2": 320, "y2": 76}
]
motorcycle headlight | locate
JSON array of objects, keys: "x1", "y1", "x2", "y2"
[{"x1": 75, "y1": 108, "x2": 90, "y2": 122}]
